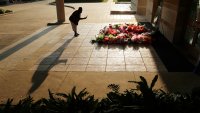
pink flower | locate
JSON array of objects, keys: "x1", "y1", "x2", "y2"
[{"x1": 131, "y1": 34, "x2": 139, "y2": 42}]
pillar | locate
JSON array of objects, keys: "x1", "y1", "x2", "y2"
[
  {"x1": 56, "y1": 0, "x2": 65, "y2": 23},
  {"x1": 136, "y1": 0, "x2": 147, "y2": 15},
  {"x1": 159, "y1": 0, "x2": 180, "y2": 43}
]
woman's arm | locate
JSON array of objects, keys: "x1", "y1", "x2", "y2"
[{"x1": 80, "y1": 16, "x2": 87, "y2": 20}]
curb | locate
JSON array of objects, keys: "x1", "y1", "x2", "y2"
[{"x1": 110, "y1": 10, "x2": 136, "y2": 15}]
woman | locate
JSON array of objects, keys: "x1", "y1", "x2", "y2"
[{"x1": 69, "y1": 7, "x2": 87, "y2": 37}]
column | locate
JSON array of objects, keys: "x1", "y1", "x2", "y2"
[
  {"x1": 56, "y1": 0, "x2": 65, "y2": 23},
  {"x1": 136, "y1": 0, "x2": 147, "y2": 15}
]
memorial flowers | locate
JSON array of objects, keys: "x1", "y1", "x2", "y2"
[{"x1": 92, "y1": 23, "x2": 152, "y2": 44}]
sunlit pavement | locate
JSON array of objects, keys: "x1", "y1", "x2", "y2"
[{"x1": 0, "y1": 0, "x2": 200, "y2": 102}]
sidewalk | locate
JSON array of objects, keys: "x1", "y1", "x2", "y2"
[{"x1": 0, "y1": 0, "x2": 200, "y2": 102}]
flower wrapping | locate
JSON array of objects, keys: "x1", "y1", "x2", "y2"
[{"x1": 92, "y1": 23, "x2": 153, "y2": 44}]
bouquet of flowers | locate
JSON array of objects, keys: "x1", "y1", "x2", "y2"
[{"x1": 92, "y1": 23, "x2": 152, "y2": 44}]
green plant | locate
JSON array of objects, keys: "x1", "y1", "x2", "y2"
[
  {"x1": 100, "y1": 84, "x2": 144, "y2": 113},
  {"x1": 0, "y1": 9, "x2": 5, "y2": 14},
  {"x1": 0, "y1": 9, "x2": 13, "y2": 14},
  {"x1": 98, "y1": 75, "x2": 158, "y2": 113},
  {"x1": 0, "y1": 87, "x2": 99, "y2": 113},
  {"x1": 55, "y1": 87, "x2": 99, "y2": 113},
  {"x1": 1, "y1": 75, "x2": 200, "y2": 113},
  {"x1": 100, "y1": 75, "x2": 200, "y2": 113},
  {"x1": 5, "y1": 10, "x2": 13, "y2": 13},
  {"x1": 129, "y1": 75, "x2": 158, "y2": 106}
]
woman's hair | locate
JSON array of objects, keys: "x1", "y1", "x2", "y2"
[{"x1": 78, "y1": 7, "x2": 82, "y2": 13}]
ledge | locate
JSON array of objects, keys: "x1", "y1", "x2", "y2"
[
  {"x1": 115, "y1": 2, "x2": 131, "y2": 4},
  {"x1": 110, "y1": 10, "x2": 136, "y2": 15}
]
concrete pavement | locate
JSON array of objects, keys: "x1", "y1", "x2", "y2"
[{"x1": 0, "y1": 0, "x2": 200, "y2": 103}]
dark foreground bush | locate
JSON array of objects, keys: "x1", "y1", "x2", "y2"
[
  {"x1": 0, "y1": 75, "x2": 200, "y2": 113},
  {"x1": 0, "y1": 9, "x2": 13, "y2": 14}
]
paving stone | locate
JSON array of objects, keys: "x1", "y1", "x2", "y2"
[
  {"x1": 106, "y1": 65, "x2": 126, "y2": 71},
  {"x1": 140, "y1": 51, "x2": 159, "y2": 58},
  {"x1": 93, "y1": 45, "x2": 108, "y2": 52},
  {"x1": 29, "y1": 65, "x2": 51, "y2": 71},
  {"x1": 125, "y1": 57, "x2": 144, "y2": 65},
  {"x1": 64, "y1": 46, "x2": 79, "y2": 52},
  {"x1": 67, "y1": 65, "x2": 87, "y2": 71},
  {"x1": 142, "y1": 57, "x2": 163, "y2": 66},
  {"x1": 70, "y1": 58, "x2": 90, "y2": 65},
  {"x1": 78, "y1": 46, "x2": 94, "y2": 52},
  {"x1": 108, "y1": 51, "x2": 124, "y2": 57},
  {"x1": 107, "y1": 58, "x2": 125, "y2": 65},
  {"x1": 88, "y1": 58, "x2": 107, "y2": 65},
  {"x1": 74, "y1": 51, "x2": 92, "y2": 58},
  {"x1": 61, "y1": 51, "x2": 76, "y2": 58},
  {"x1": 124, "y1": 51, "x2": 141, "y2": 57},
  {"x1": 126, "y1": 64, "x2": 147, "y2": 71},
  {"x1": 145, "y1": 65, "x2": 168, "y2": 72},
  {"x1": 108, "y1": 45, "x2": 124, "y2": 52},
  {"x1": 67, "y1": 42, "x2": 82, "y2": 47},
  {"x1": 81, "y1": 42, "x2": 94, "y2": 47},
  {"x1": 91, "y1": 51, "x2": 108, "y2": 58},
  {"x1": 50, "y1": 64, "x2": 68, "y2": 72},
  {"x1": 36, "y1": 57, "x2": 58, "y2": 65},
  {"x1": 86, "y1": 65, "x2": 106, "y2": 71}
]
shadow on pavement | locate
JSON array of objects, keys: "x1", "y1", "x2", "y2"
[
  {"x1": 27, "y1": 35, "x2": 74, "y2": 94},
  {"x1": 47, "y1": 22, "x2": 69, "y2": 26},
  {"x1": 159, "y1": 72, "x2": 200, "y2": 93},
  {"x1": 152, "y1": 32, "x2": 195, "y2": 72},
  {"x1": 138, "y1": 22, "x2": 195, "y2": 72},
  {"x1": 0, "y1": 26, "x2": 58, "y2": 61}
]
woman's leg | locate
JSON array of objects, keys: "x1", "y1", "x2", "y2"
[{"x1": 70, "y1": 21, "x2": 79, "y2": 36}]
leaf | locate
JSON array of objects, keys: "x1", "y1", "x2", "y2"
[
  {"x1": 2, "y1": 98, "x2": 13, "y2": 112},
  {"x1": 78, "y1": 88, "x2": 88, "y2": 98},
  {"x1": 48, "y1": 89, "x2": 55, "y2": 100},
  {"x1": 139, "y1": 76, "x2": 148, "y2": 88},
  {"x1": 150, "y1": 75, "x2": 158, "y2": 90},
  {"x1": 56, "y1": 93, "x2": 68, "y2": 99},
  {"x1": 128, "y1": 80, "x2": 138, "y2": 83},
  {"x1": 33, "y1": 98, "x2": 44, "y2": 106},
  {"x1": 71, "y1": 86, "x2": 76, "y2": 96},
  {"x1": 108, "y1": 84, "x2": 120, "y2": 93}
]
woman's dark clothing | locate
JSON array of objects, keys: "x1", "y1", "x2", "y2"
[{"x1": 69, "y1": 10, "x2": 81, "y2": 25}]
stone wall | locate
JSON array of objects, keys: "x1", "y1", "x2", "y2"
[
  {"x1": 159, "y1": 0, "x2": 180, "y2": 43},
  {"x1": 145, "y1": 0, "x2": 153, "y2": 22},
  {"x1": 136, "y1": 0, "x2": 147, "y2": 15},
  {"x1": 137, "y1": 0, "x2": 192, "y2": 44},
  {"x1": 0, "y1": 0, "x2": 9, "y2": 4},
  {"x1": 145, "y1": 0, "x2": 159, "y2": 22}
]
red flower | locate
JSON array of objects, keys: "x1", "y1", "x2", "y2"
[
  {"x1": 108, "y1": 28, "x2": 117, "y2": 35},
  {"x1": 104, "y1": 36, "x2": 109, "y2": 41},
  {"x1": 95, "y1": 24, "x2": 151, "y2": 44}
]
